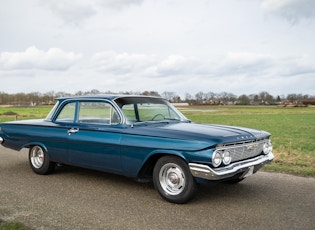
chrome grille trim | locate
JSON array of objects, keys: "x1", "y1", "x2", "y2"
[
  {"x1": 189, "y1": 152, "x2": 274, "y2": 180},
  {"x1": 215, "y1": 139, "x2": 269, "y2": 163}
]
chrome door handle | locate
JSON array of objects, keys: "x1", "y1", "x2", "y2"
[{"x1": 68, "y1": 128, "x2": 79, "y2": 135}]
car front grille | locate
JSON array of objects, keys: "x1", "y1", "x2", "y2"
[{"x1": 216, "y1": 140, "x2": 267, "y2": 163}]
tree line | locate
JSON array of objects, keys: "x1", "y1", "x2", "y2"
[{"x1": 0, "y1": 90, "x2": 314, "y2": 106}]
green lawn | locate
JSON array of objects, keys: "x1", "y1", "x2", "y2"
[
  {"x1": 0, "y1": 106, "x2": 52, "y2": 122},
  {"x1": 180, "y1": 105, "x2": 315, "y2": 177},
  {"x1": 1, "y1": 105, "x2": 314, "y2": 177},
  {"x1": 0, "y1": 221, "x2": 30, "y2": 230}
]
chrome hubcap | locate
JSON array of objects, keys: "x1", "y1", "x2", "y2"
[
  {"x1": 159, "y1": 163, "x2": 185, "y2": 195},
  {"x1": 30, "y1": 146, "x2": 44, "y2": 169}
]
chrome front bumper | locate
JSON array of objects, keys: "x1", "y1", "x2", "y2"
[
  {"x1": 189, "y1": 152, "x2": 274, "y2": 180},
  {"x1": 0, "y1": 136, "x2": 3, "y2": 144}
]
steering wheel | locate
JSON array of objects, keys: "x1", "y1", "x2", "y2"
[{"x1": 151, "y1": 114, "x2": 165, "y2": 121}]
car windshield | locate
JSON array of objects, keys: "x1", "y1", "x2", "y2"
[
  {"x1": 114, "y1": 97, "x2": 188, "y2": 124},
  {"x1": 45, "y1": 101, "x2": 60, "y2": 121}
]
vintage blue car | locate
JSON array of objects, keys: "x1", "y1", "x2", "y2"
[{"x1": 0, "y1": 95, "x2": 274, "y2": 203}]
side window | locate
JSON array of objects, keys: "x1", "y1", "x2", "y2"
[
  {"x1": 78, "y1": 102, "x2": 121, "y2": 125},
  {"x1": 55, "y1": 102, "x2": 76, "y2": 123},
  {"x1": 121, "y1": 104, "x2": 137, "y2": 122}
]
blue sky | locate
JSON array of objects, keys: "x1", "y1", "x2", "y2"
[{"x1": 1, "y1": 0, "x2": 315, "y2": 97}]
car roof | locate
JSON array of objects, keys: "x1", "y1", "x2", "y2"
[{"x1": 56, "y1": 94, "x2": 163, "y2": 102}]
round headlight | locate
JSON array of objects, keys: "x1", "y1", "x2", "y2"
[
  {"x1": 212, "y1": 150, "x2": 222, "y2": 167},
  {"x1": 222, "y1": 150, "x2": 231, "y2": 165},
  {"x1": 263, "y1": 140, "x2": 272, "y2": 154}
]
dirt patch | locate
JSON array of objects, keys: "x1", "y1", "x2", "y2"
[
  {"x1": 1, "y1": 111, "x2": 18, "y2": 116},
  {"x1": 0, "y1": 105, "x2": 13, "y2": 108}
]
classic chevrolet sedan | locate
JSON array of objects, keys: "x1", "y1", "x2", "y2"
[{"x1": 0, "y1": 95, "x2": 274, "y2": 203}]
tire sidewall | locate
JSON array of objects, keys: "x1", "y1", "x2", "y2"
[
  {"x1": 29, "y1": 145, "x2": 55, "y2": 175},
  {"x1": 153, "y1": 156, "x2": 196, "y2": 204}
]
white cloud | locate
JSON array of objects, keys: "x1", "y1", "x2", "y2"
[
  {"x1": 0, "y1": 0, "x2": 314, "y2": 96},
  {"x1": 91, "y1": 51, "x2": 154, "y2": 74},
  {"x1": 154, "y1": 55, "x2": 201, "y2": 76},
  {"x1": 97, "y1": 0, "x2": 144, "y2": 9},
  {"x1": 90, "y1": 50, "x2": 315, "y2": 79},
  {"x1": 217, "y1": 52, "x2": 273, "y2": 76},
  {"x1": 0, "y1": 46, "x2": 82, "y2": 71},
  {"x1": 1, "y1": 47, "x2": 314, "y2": 96},
  {"x1": 261, "y1": 0, "x2": 315, "y2": 24},
  {"x1": 90, "y1": 52, "x2": 207, "y2": 79},
  {"x1": 41, "y1": 0, "x2": 144, "y2": 25},
  {"x1": 41, "y1": 0, "x2": 96, "y2": 24},
  {"x1": 87, "y1": 51, "x2": 315, "y2": 95},
  {"x1": 274, "y1": 55, "x2": 315, "y2": 77}
]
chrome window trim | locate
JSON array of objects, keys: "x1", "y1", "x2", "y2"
[{"x1": 52, "y1": 98, "x2": 126, "y2": 125}]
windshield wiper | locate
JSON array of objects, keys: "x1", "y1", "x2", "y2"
[{"x1": 165, "y1": 118, "x2": 181, "y2": 121}]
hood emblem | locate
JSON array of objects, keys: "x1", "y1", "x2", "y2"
[{"x1": 237, "y1": 135, "x2": 253, "y2": 140}]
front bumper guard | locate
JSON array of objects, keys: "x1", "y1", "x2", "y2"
[{"x1": 189, "y1": 152, "x2": 274, "y2": 181}]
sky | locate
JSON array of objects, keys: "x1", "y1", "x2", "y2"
[{"x1": 1, "y1": 0, "x2": 315, "y2": 98}]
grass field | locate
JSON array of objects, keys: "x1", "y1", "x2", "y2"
[
  {"x1": 180, "y1": 105, "x2": 315, "y2": 177},
  {"x1": 0, "y1": 105, "x2": 314, "y2": 177},
  {"x1": 0, "y1": 220, "x2": 29, "y2": 230}
]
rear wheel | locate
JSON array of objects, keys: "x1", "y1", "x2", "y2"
[
  {"x1": 153, "y1": 156, "x2": 197, "y2": 204},
  {"x1": 29, "y1": 145, "x2": 55, "y2": 175}
]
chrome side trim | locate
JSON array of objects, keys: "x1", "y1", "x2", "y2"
[
  {"x1": 189, "y1": 152, "x2": 274, "y2": 180},
  {"x1": 0, "y1": 137, "x2": 3, "y2": 144}
]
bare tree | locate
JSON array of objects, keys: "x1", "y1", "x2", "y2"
[
  {"x1": 1, "y1": 90, "x2": 314, "y2": 106},
  {"x1": 195, "y1": 91, "x2": 206, "y2": 104},
  {"x1": 142, "y1": 91, "x2": 160, "y2": 97},
  {"x1": 161, "y1": 91, "x2": 180, "y2": 102},
  {"x1": 238, "y1": 94, "x2": 250, "y2": 105}
]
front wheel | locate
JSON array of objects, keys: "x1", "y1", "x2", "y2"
[
  {"x1": 153, "y1": 156, "x2": 197, "y2": 204},
  {"x1": 29, "y1": 145, "x2": 55, "y2": 175}
]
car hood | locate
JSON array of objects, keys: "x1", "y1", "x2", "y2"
[
  {"x1": 0, "y1": 119, "x2": 270, "y2": 151},
  {"x1": 131, "y1": 122, "x2": 270, "y2": 147}
]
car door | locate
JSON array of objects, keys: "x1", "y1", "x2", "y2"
[
  {"x1": 47, "y1": 101, "x2": 78, "y2": 164},
  {"x1": 66, "y1": 100, "x2": 123, "y2": 173}
]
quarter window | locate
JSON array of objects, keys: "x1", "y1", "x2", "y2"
[
  {"x1": 78, "y1": 102, "x2": 120, "y2": 125},
  {"x1": 55, "y1": 102, "x2": 76, "y2": 123}
]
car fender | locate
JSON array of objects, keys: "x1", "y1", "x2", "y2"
[
  {"x1": 133, "y1": 149, "x2": 188, "y2": 179},
  {"x1": 22, "y1": 142, "x2": 49, "y2": 155},
  {"x1": 144, "y1": 149, "x2": 187, "y2": 162}
]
